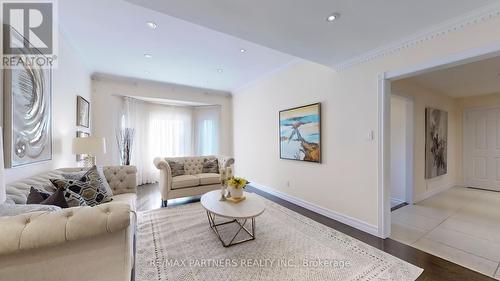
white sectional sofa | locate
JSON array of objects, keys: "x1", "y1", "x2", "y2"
[
  {"x1": 154, "y1": 156, "x2": 234, "y2": 207},
  {"x1": 0, "y1": 166, "x2": 137, "y2": 281}
]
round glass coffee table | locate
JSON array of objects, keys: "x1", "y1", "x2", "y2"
[{"x1": 201, "y1": 190, "x2": 265, "y2": 247}]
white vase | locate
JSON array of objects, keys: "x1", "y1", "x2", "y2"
[{"x1": 229, "y1": 186, "x2": 244, "y2": 198}]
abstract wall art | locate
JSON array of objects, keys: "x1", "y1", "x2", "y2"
[
  {"x1": 279, "y1": 103, "x2": 321, "y2": 163},
  {"x1": 425, "y1": 107, "x2": 448, "y2": 179},
  {"x1": 3, "y1": 63, "x2": 53, "y2": 167}
]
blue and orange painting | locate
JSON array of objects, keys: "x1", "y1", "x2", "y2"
[{"x1": 280, "y1": 103, "x2": 321, "y2": 162}]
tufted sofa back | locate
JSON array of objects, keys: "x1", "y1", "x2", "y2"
[
  {"x1": 6, "y1": 166, "x2": 137, "y2": 204},
  {"x1": 164, "y1": 156, "x2": 217, "y2": 175}
]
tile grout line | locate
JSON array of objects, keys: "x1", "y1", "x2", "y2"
[
  {"x1": 420, "y1": 235, "x2": 500, "y2": 264},
  {"x1": 494, "y1": 263, "x2": 500, "y2": 277},
  {"x1": 400, "y1": 188, "x2": 489, "y2": 251},
  {"x1": 412, "y1": 191, "x2": 492, "y2": 252}
]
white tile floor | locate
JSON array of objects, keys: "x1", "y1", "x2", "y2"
[{"x1": 390, "y1": 187, "x2": 500, "y2": 279}]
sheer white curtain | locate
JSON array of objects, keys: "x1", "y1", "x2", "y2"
[
  {"x1": 121, "y1": 97, "x2": 152, "y2": 184},
  {"x1": 193, "y1": 106, "x2": 220, "y2": 156},
  {"x1": 122, "y1": 98, "x2": 194, "y2": 185},
  {"x1": 147, "y1": 103, "x2": 193, "y2": 159}
]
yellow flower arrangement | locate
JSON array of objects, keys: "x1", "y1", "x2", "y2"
[{"x1": 227, "y1": 177, "x2": 248, "y2": 189}]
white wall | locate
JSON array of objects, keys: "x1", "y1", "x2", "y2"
[
  {"x1": 2, "y1": 32, "x2": 91, "y2": 184},
  {"x1": 390, "y1": 96, "x2": 407, "y2": 204},
  {"x1": 233, "y1": 15, "x2": 500, "y2": 234},
  {"x1": 91, "y1": 75, "x2": 233, "y2": 166}
]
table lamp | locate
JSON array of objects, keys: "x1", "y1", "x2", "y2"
[{"x1": 73, "y1": 137, "x2": 106, "y2": 167}]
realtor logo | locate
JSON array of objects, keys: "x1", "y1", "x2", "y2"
[{"x1": 1, "y1": 0, "x2": 58, "y2": 68}]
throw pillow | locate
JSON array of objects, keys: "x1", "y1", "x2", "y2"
[
  {"x1": 27, "y1": 187, "x2": 69, "y2": 209},
  {"x1": 51, "y1": 178, "x2": 110, "y2": 207},
  {"x1": 62, "y1": 171, "x2": 86, "y2": 181},
  {"x1": 63, "y1": 188, "x2": 88, "y2": 207},
  {"x1": 79, "y1": 166, "x2": 114, "y2": 198},
  {"x1": 168, "y1": 161, "x2": 185, "y2": 177},
  {"x1": 202, "y1": 158, "x2": 219, "y2": 174},
  {"x1": 26, "y1": 187, "x2": 51, "y2": 204}
]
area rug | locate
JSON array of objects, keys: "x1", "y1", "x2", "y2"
[{"x1": 136, "y1": 194, "x2": 423, "y2": 281}]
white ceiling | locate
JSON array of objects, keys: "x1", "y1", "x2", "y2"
[
  {"x1": 406, "y1": 56, "x2": 500, "y2": 97},
  {"x1": 59, "y1": 0, "x2": 296, "y2": 92},
  {"x1": 61, "y1": 0, "x2": 500, "y2": 92},
  {"x1": 124, "y1": 0, "x2": 498, "y2": 67}
]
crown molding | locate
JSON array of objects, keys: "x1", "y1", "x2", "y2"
[{"x1": 333, "y1": 3, "x2": 500, "y2": 72}]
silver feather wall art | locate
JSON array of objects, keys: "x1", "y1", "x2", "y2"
[{"x1": 3, "y1": 32, "x2": 52, "y2": 168}]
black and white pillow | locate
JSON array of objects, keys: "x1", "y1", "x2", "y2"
[
  {"x1": 50, "y1": 178, "x2": 110, "y2": 207},
  {"x1": 79, "y1": 166, "x2": 114, "y2": 198},
  {"x1": 168, "y1": 161, "x2": 185, "y2": 177},
  {"x1": 202, "y1": 158, "x2": 219, "y2": 174},
  {"x1": 62, "y1": 171, "x2": 86, "y2": 181}
]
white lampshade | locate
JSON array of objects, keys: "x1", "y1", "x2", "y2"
[
  {"x1": 0, "y1": 127, "x2": 5, "y2": 204},
  {"x1": 73, "y1": 137, "x2": 106, "y2": 155}
]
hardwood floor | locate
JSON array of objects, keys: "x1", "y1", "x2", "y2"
[{"x1": 136, "y1": 183, "x2": 495, "y2": 281}]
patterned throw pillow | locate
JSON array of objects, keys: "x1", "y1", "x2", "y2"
[
  {"x1": 62, "y1": 171, "x2": 86, "y2": 181},
  {"x1": 50, "y1": 178, "x2": 109, "y2": 207},
  {"x1": 202, "y1": 158, "x2": 219, "y2": 174},
  {"x1": 63, "y1": 188, "x2": 88, "y2": 207},
  {"x1": 79, "y1": 166, "x2": 114, "y2": 198},
  {"x1": 168, "y1": 161, "x2": 185, "y2": 177}
]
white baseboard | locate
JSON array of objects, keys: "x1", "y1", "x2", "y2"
[
  {"x1": 249, "y1": 182, "x2": 380, "y2": 237},
  {"x1": 414, "y1": 183, "x2": 456, "y2": 203}
]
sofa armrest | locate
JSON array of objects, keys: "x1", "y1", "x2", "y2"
[
  {"x1": 153, "y1": 158, "x2": 170, "y2": 172},
  {"x1": 153, "y1": 158, "x2": 173, "y2": 201},
  {"x1": 217, "y1": 155, "x2": 235, "y2": 169},
  {"x1": 0, "y1": 203, "x2": 131, "y2": 256},
  {"x1": 103, "y1": 166, "x2": 137, "y2": 195}
]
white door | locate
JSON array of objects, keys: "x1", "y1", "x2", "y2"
[{"x1": 464, "y1": 108, "x2": 500, "y2": 191}]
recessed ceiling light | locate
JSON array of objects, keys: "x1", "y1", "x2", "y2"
[
  {"x1": 326, "y1": 13, "x2": 341, "y2": 22},
  {"x1": 144, "y1": 54, "x2": 152, "y2": 59},
  {"x1": 217, "y1": 69, "x2": 223, "y2": 73},
  {"x1": 240, "y1": 49, "x2": 246, "y2": 53},
  {"x1": 146, "y1": 21, "x2": 158, "y2": 29}
]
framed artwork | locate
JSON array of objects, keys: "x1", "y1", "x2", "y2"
[
  {"x1": 425, "y1": 107, "x2": 448, "y2": 179},
  {"x1": 3, "y1": 32, "x2": 53, "y2": 167},
  {"x1": 279, "y1": 103, "x2": 321, "y2": 163},
  {"x1": 75, "y1": 131, "x2": 90, "y2": 162},
  {"x1": 76, "y1": 96, "x2": 90, "y2": 127}
]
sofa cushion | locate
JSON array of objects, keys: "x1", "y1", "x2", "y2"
[
  {"x1": 111, "y1": 193, "x2": 137, "y2": 212},
  {"x1": 172, "y1": 175, "x2": 200, "y2": 190},
  {"x1": 196, "y1": 173, "x2": 221, "y2": 185},
  {"x1": 168, "y1": 161, "x2": 185, "y2": 177},
  {"x1": 202, "y1": 159, "x2": 219, "y2": 174}
]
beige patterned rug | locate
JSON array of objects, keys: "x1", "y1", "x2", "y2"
[{"x1": 136, "y1": 194, "x2": 423, "y2": 281}]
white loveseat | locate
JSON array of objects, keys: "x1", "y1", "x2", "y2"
[
  {"x1": 0, "y1": 166, "x2": 137, "y2": 281},
  {"x1": 154, "y1": 156, "x2": 234, "y2": 207}
]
